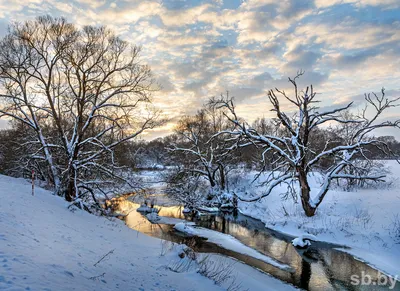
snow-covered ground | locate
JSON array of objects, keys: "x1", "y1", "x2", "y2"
[
  {"x1": 173, "y1": 222, "x2": 292, "y2": 271},
  {"x1": 234, "y1": 160, "x2": 400, "y2": 278},
  {"x1": 0, "y1": 174, "x2": 295, "y2": 291}
]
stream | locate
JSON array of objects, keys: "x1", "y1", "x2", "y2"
[{"x1": 112, "y1": 198, "x2": 399, "y2": 290}]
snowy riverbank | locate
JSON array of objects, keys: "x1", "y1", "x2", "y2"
[
  {"x1": 235, "y1": 160, "x2": 400, "y2": 278},
  {"x1": 126, "y1": 163, "x2": 400, "y2": 279},
  {"x1": 0, "y1": 174, "x2": 295, "y2": 291}
]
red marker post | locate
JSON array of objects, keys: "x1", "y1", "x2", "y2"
[{"x1": 31, "y1": 169, "x2": 35, "y2": 196}]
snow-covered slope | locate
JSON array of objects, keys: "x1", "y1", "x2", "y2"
[
  {"x1": 0, "y1": 175, "x2": 221, "y2": 291},
  {"x1": 0, "y1": 174, "x2": 295, "y2": 291}
]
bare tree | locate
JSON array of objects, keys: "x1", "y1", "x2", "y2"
[
  {"x1": 0, "y1": 16, "x2": 162, "y2": 204},
  {"x1": 165, "y1": 173, "x2": 207, "y2": 209},
  {"x1": 170, "y1": 104, "x2": 233, "y2": 191},
  {"x1": 167, "y1": 101, "x2": 237, "y2": 208},
  {"x1": 213, "y1": 72, "x2": 400, "y2": 216}
]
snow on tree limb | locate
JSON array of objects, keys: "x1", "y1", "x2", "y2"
[
  {"x1": 211, "y1": 72, "x2": 400, "y2": 216},
  {"x1": 0, "y1": 16, "x2": 164, "y2": 203}
]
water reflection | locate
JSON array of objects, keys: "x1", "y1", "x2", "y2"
[{"x1": 112, "y1": 199, "x2": 399, "y2": 290}]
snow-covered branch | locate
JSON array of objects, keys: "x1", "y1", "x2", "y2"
[
  {"x1": 211, "y1": 73, "x2": 400, "y2": 216},
  {"x1": 0, "y1": 16, "x2": 163, "y2": 203}
]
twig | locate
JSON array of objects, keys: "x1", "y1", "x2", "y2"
[
  {"x1": 89, "y1": 272, "x2": 106, "y2": 280},
  {"x1": 94, "y1": 249, "x2": 115, "y2": 267}
]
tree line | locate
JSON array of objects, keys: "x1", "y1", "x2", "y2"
[{"x1": 1, "y1": 17, "x2": 399, "y2": 217}]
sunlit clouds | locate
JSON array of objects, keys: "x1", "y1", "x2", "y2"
[{"x1": 0, "y1": 0, "x2": 399, "y2": 139}]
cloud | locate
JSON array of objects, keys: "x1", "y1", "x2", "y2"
[
  {"x1": 281, "y1": 44, "x2": 322, "y2": 74},
  {"x1": 159, "y1": 3, "x2": 212, "y2": 27},
  {"x1": 0, "y1": 0, "x2": 399, "y2": 139},
  {"x1": 315, "y1": 0, "x2": 400, "y2": 9},
  {"x1": 156, "y1": 75, "x2": 176, "y2": 93}
]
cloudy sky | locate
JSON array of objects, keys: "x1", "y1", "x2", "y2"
[{"x1": 0, "y1": 0, "x2": 399, "y2": 139}]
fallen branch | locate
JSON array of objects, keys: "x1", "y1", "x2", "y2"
[{"x1": 94, "y1": 249, "x2": 115, "y2": 267}]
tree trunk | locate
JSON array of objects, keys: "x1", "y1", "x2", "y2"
[
  {"x1": 208, "y1": 174, "x2": 216, "y2": 188},
  {"x1": 64, "y1": 171, "x2": 76, "y2": 202},
  {"x1": 207, "y1": 169, "x2": 216, "y2": 188},
  {"x1": 298, "y1": 169, "x2": 316, "y2": 217},
  {"x1": 37, "y1": 130, "x2": 60, "y2": 194},
  {"x1": 219, "y1": 164, "x2": 225, "y2": 190}
]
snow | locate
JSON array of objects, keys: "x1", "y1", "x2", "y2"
[
  {"x1": 234, "y1": 160, "x2": 400, "y2": 277},
  {"x1": 173, "y1": 223, "x2": 293, "y2": 272},
  {"x1": 291, "y1": 234, "x2": 317, "y2": 248},
  {"x1": 164, "y1": 217, "x2": 193, "y2": 225},
  {"x1": 0, "y1": 175, "x2": 218, "y2": 291},
  {"x1": 144, "y1": 211, "x2": 189, "y2": 225},
  {"x1": 0, "y1": 174, "x2": 295, "y2": 291},
  {"x1": 292, "y1": 237, "x2": 310, "y2": 248},
  {"x1": 174, "y1": 222, "x2": 199, "y2": 236},
  {"x1": 137, "y1": 204, "x2": 159, "y2": 213},
  {"x1": 196, "y1": 253, "x2": 296, "y2": 291},
  {"x1": 197, "y1": 206, "x2": 220, "y2": 213},
  {"x1": 145, "y1": 212, "x2": 161, "y2": 222}
]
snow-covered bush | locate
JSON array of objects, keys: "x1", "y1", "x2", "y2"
[{"x1": 165, "y1": 168, "x2": 236, "y2": 211}]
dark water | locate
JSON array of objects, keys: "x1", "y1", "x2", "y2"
[{"x1": 113, "y1": 199, "x2": 399, "y2": 291}]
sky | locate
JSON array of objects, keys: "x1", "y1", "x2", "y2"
[{"x1": 0, "y1": 0, "x2": 399, "y2": 140}]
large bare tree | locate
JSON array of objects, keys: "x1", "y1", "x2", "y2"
[
  {"x1": 214, "y1": 72, "x2": 400, "y2": 216},
  {"x1": 0, "y1": 16, "x2": 162, "y2": 204}
]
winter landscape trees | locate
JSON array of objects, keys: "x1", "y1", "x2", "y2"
[
  {"x1": 1, "y1": 3, "x2": 400, "y2": 290},
  {"x1": 0, "y1": 16, "x2": 162, "y2": 206},
  {"x1": 152, "y1": 74, "x2": 399, "y2": 216},
  {"x1": 212, "y1": 72, "x2": 400, "y2": 216},
  {"x1": 1, "y1": 16, "x2": 398, "y2": 218},
  {"x1": 165, "y1": 101, "x2": 239, "y2": 209}
]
